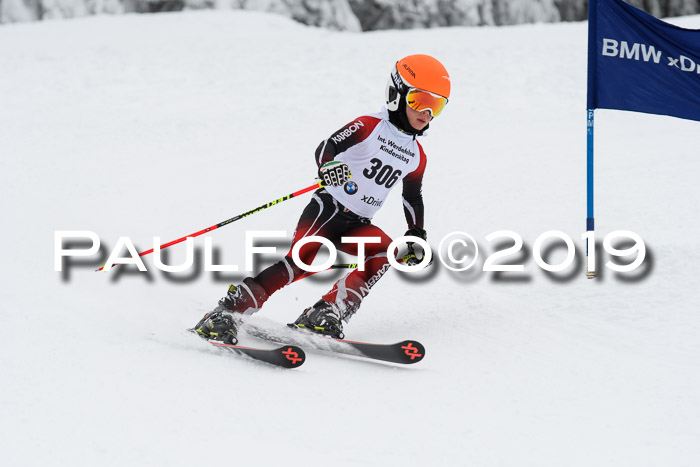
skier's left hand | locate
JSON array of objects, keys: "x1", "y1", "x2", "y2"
[{"x1": 403, "y1": 227, "x2": 432, "y2": 266}]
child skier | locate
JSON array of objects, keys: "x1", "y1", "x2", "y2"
[{"x1": 194, "y1": 54, "x2": 451, "y2": 343}]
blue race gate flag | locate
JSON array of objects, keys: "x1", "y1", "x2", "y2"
[
  {"x1": 587, "y1": 0, "x2": 700, "y2": 122},
  {"x1": 585, "y1": 0, "x2": 699, "y2": 278}
]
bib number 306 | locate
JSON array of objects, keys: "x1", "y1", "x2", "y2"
[{"x1": 363, "y1": 158, "x2": 402, "y2": 188}]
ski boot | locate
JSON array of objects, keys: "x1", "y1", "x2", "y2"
[
  {"x1": 219, "y1": 278, "x2": 268, "y2": 314},
  {"x1": 192, "y1": 278, "x2": 268, "y2": 344},
  {"x1": 193, "y1": 305, "x2": 241, "y2": 345},
  {"x1": 289, "y1": 299, "x2": 345, "y2": 339}
]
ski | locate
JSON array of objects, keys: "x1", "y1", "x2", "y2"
[
  {"x1": 189, "y1": 330, "x2": 306, "y2": 369},
  {"x1": 242, "y1": 322, "x2": 425, "y2": 365}
]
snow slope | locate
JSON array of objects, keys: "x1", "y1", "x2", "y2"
[{"x1": 1, "y1": 10, "x2": 700, "y2": 467}]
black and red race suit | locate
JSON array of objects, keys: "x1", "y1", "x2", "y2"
[{"x1": 251, "y1": 107, "x2": 427, "y2": 320}]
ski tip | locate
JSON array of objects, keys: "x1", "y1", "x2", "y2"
[
  {"x1": 396, "y1": 340, "x2": 425, "y2": 364},
  {"x1": 275, "y1": 345, "x2": 306, "y2": 368}
]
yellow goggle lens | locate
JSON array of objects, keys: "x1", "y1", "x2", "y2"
[{"x1": 406, "y1": 89, "x2": 448, "y2": 117}]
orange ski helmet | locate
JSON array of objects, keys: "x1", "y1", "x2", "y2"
[{"x1": 386, "y1": 54, "x2": 451, "y2": 116}]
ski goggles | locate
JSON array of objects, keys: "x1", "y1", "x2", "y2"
[{"x1": 406, "y1": 88, "x2": 449, "y2": 117}]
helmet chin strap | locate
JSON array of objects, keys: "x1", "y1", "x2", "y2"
[{"x1": 388, "y1": 97, "x2": 427, "y2": 136}]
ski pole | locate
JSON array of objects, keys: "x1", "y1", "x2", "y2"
[
  {"x1": 98, "y1": 181, "x2": 324, "y2": 271},
  {"x1": 290, "y1": 238, "x2": 429, "y2": 281},
  {"x1": 293, "y1": 263, "x2": 360, "y2": 282},
  {"x1": 293, "y1": 257, "x2": 411, "y2": 283}
]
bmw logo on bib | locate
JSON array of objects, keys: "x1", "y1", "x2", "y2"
[{"x1": 344, "y1": 181, "x2": 359, "y2": 195}]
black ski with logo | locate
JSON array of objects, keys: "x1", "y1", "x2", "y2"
[
  {"x1": 189, "y1": 330, "x2": 305, "y2": 369},
  {"x1": 243, "y1": 322, "x2": 425, "y2": 365}
]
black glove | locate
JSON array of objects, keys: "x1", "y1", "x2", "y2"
[
  {"x1": 403, "y1": 227, "x2": 430, "y2": 266},
  {"x1": 405, "y1": 226, "x2": 427, "y2": 242},
  {"x1": 318, "y1": 161, "x2": 351, "y2": 187}
]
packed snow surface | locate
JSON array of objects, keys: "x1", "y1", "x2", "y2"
[{"x1": 1, "y1": 10, "x2": 699, "y2": 467}]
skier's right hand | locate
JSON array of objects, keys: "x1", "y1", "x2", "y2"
[{"x1": 318, "y1": 161, "x2": 351, "y2": 187}]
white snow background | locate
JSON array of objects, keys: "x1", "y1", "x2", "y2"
[{"x1": 1, "y1": 10, "x2": 700, "y2": 467}]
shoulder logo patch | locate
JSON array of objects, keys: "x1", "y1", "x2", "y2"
[{"x1": 331, "y1": 120, "x2": 365, "y2": 144}]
